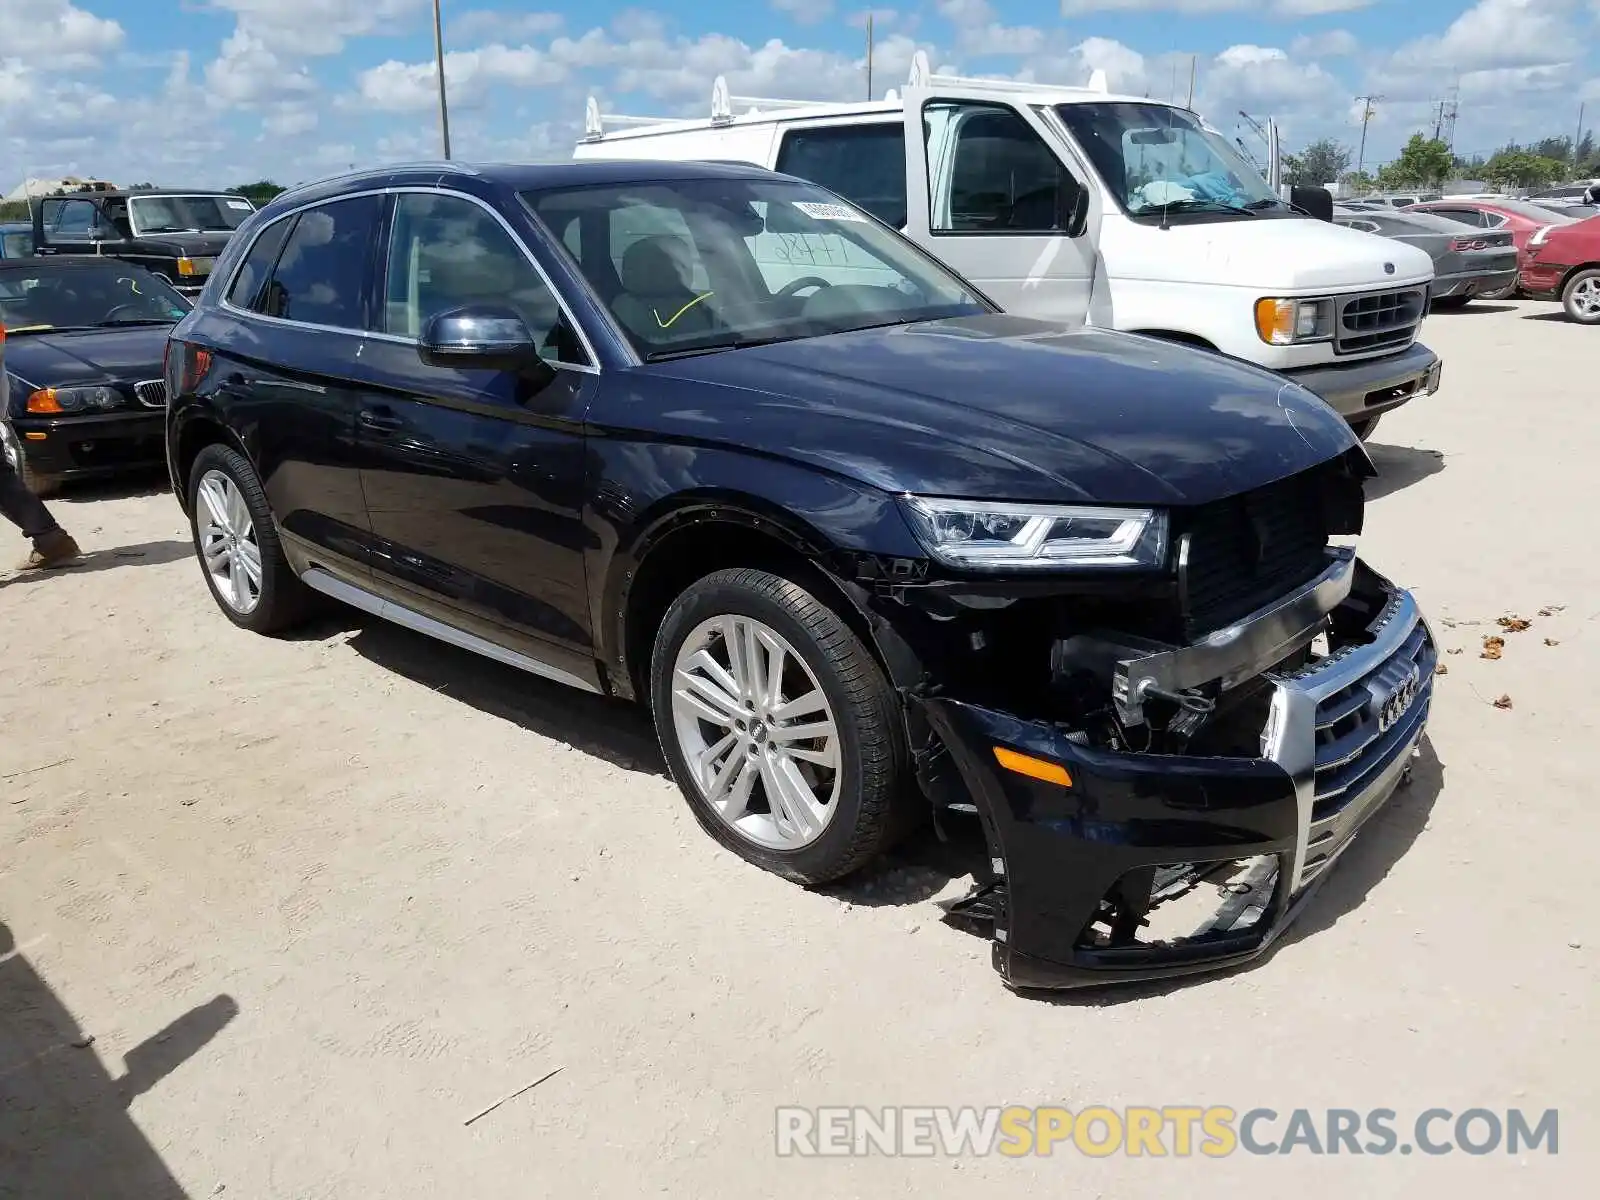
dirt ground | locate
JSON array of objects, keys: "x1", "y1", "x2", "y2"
[{"x1": 2, "y1": 299, "x2": 1595, "y2": 1198}]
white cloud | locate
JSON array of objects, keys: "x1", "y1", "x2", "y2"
[
  {"x1": 357, "y1": 44, "x2": 566, "y2": 113},
  {"x1": 1383, "y1": 0, "x2": 1576, "y2": 76},
  {"x1": 1059, "y1": 0, "x2": 1375, "y2": 11},
  {"x1": 1291, "y1": 30, "x2": 1361, "y2": 58},
  {"x1": 204, "y1": 29, "x2": 317, "y2": 108},
  {"x1": 0, "y1": 0, "x2": 123, "y2": 69},
  {"x1": 205, "y1": 0, "x2": 427, "y2": 58},
  {"x1": 772, "y1": 0, "x2": 836, "y2": 22},
  {"x1": 450, "y1": 10, "x2": 564, "y2": 43}
]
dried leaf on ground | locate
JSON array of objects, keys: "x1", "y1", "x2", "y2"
[
  {"x1": 1538, "y1": 605, "x2": 1566, "y2": 616},
  {"x1": 1493, "y1": 694, "x2": 1514, "y2": 710},
  {"x1": 1481, "y1": 636, "x2": 1505, "y2": 660},
  {"x1": 1435, "y1": 663, "x2": 1449, "y2": 675},
  {"x1": 1447, "y1": 647, "x2": 1464, "y2": 655},
  {"x1": 1497, "y1": 616, "x2": 1532, "y2": 633},
  {"x1": 1545, "y1": 637, "x2": 1561, "y2": 647}
]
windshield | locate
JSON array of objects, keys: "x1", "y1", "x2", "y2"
[
  {"x1": 1054, "y1": 102, "x2": 1281, "y2": 216},
  {"x1": 129, "y1": 194, "x2": 254, "y2": 235},
  {"x1": 0, "y1": 263, "x2": 192, "y2": 331},
  {"x1": 527, "y1": 178, "x2": 988, "y2": 359}
]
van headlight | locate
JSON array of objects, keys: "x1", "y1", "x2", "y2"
[
  {"x1": 899, "y1": 497, "x2": 1169, "y2": 571},
  {"x1": 1254, "y1": 297, "x2": 1334, "y2": 345}
]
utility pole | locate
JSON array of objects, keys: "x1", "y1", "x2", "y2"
[
  {"x1": 1574, "y1": 102, "x2": 1586, "y2": 176},
  {"x1": 432, "y1": 0, "x2": 452, "y2": 159},
  {"x1": 865, "y1": 13, "x2": 874, "y2": 101},
  {"x1": 1354, "y1": 94, "x2": 1382, "y2": 177},
  {"x1": 1186, "y1": 55, "x2": 1196, "y2": 108}
]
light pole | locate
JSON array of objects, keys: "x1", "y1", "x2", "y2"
[{"x1": 432, "y1": 0, "x2": 452, "y2": 159}]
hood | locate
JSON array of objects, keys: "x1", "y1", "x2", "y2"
[
  {"x1": 130, "y1": 231, "x2": 235, "y2": 256},
  {"x1": 1117, "y1": 216, "x2": 1435, "y2": 290},
  {"x1": 631, "y1": 314, "x2": 1361, "y2": 507},
  {"x1": 2, "y1": 326, "x2": 169, "y2": 394}
]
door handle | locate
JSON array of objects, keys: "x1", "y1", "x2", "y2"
[{"x1": 358, "y1": 407, "x2": 403, "y2": 432}]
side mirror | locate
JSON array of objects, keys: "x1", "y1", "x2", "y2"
[
  {"x1": 419, "y1": 306, "x2": 553, "y2": 381},
  {"x1": 1289, "y1": 186, "x2": 1334, "y2": 223}
]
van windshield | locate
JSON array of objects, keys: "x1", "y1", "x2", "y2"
[
  {"x1": 528, "y1": 178, "x2": 988, "y2": 361},
  {"x1": 1054, "y1": 102, "x2": 1283, "y2": 218}
]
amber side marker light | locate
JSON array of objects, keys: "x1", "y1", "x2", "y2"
[{"x1": 992, "y1": 746, "x2": 1073, "y2": 787}]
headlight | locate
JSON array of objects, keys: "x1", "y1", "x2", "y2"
[
  {"x1": 1253, "y1": 297, "x2": 1334, "y2": 345},
  {"x1": 1529, "y1": 225, "x2": 1553, "y2": 247},
  {"x1": 26, "y1": 385, "x2": 121, "y2": 413},
  {"x1": 899, "y1": 497, "x2": 1169, "y2": 571}
]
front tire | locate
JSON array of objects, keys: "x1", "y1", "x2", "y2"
[
  {"x1": 1561, "y1": 268, "x2": 1600, "y2": 324},
  {"x1": 187, "y1": 443, "x2": 311, "y2": 634},
  {"x1": 1, "y1": 421, "x2": 61, "y2": 498},
  {"x1": 650, "y1": 567, "x2": 908, "y2": 885}
]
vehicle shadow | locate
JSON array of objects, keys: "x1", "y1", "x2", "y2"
[
  {"x1": 823, "y1": 813, "x2": 987, "y2": 908},
  {"x1": 1432, "y1": 302, "x2": 1517, "y2": 315},
  {"x1": 0, "y1": 919, "x2": 238, "y2": 1199},
  {"x1": 1362, "y1": 443, "x2": 1446, "y2": 501},
  {"x1": 338, "y1": 614, "x2": 666, "y2": 777},
  {"x1": 1020, "y1": 737, "x2": 1444, "y2": 1006},
  {"x1": 0, "y1": 540, "x2": 193, "y2": 589},
  {"x1": 1521, "y1": 311, "x2": 1571, "y2": 323},
  {"x1": 50, "y1": 471, "x2": 171, "y2": 504}
]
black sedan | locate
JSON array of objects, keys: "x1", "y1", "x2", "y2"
[{"x1": 1, "y1": 258, "x2": 189, "y2": 495}]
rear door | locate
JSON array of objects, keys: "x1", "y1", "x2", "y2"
[
  {"x1": 354, "y1": 190, "x2": 598, "y2": 675},
  {"x1": 905, "y1": 97, "x2": 1095, "y2": 321},
  {"x1": 211, "y1": 194, "x2": 383, "y2": 581}
]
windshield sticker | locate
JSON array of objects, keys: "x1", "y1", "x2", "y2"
[
  {"x1": 792, "y1": 201, "x2": 866, "y2": 223},
  {"x1": 225, "y1": 199, "x2": 253, "y2": 210}
]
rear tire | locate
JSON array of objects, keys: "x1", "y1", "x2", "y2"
[
  {"x1": 1478, "y1": 281, "x2": 1517, "y2": 301},
  {"x1": 1348, "y1": 415, "x2": 1381, "y2": 441},
  {"x1": 650, "y1": 567, "x2": 909, "y2": 885},
  {"x1": 1560, "y1": 268, "x2": 1600, "y2": 324},
  {"x1": 186, "y1": 443, "x2": 312, "y2": 634}
]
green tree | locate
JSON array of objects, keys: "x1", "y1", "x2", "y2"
[
  {"x1": 1379, "y1": 134, "x2": 1457, "y2": 188},
  {"x1": 1339, "y1": 168, "x2": 1376, "y2": 194},
  {"x1": 229, "y1": 180, "x2": 287, "y2": 206},
  {"x1": 1481, "y1": 148, "x2": 1566, "y2": 189},
  {"x1": 1282, "y1": 137, "x2": 1354, "y2": 188}
]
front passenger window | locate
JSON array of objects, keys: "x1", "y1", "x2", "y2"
[{"x1": 384, "y1": 192, "x2": 587, "y2": 365}]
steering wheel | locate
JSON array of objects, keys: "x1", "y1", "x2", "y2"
[
  {"x1": 102, "y1": 303, "x2": 147, "y2": 322},
  {"x1": 777, "y1": 276, "x2": 832, "y2": 298}
]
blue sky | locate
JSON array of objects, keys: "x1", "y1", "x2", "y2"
[{"x1": 4, "y1": 1, "x2": 1598, "y2": 190}]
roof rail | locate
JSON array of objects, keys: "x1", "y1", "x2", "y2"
[
  {"x1": 276, "y1": 159, "x2": 481, "y2": 201},
  {"x1": 579, "y1": 51, "x2": 1121, "y2": 141}
]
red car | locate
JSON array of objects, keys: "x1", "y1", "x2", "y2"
[
  {"x1": 1408, "y1": 197, "x2": 1580, "y2": 259},
  {"x1": 1518, "y1": 215, "x2": 1600, "y2": 323}
]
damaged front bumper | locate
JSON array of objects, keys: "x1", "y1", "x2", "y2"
[{"x1": 914, "y1": 557, "x2": 1436, "y2": 991}]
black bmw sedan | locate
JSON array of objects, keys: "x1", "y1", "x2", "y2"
[{"x1": 1, "y1": 258, "x2": 189, "y2": 496}]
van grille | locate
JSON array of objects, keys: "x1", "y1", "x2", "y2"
[
  {"x1": 1179, "y1": 469, "x2": 1334, "y2": 638},
  {"x1": 1334, "y1": 288, "x2": 1426, "y2": 356}
]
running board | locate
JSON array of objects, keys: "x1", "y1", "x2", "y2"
[{"x1": 299, "y1": 567, "x2": 602, "y2": 695}]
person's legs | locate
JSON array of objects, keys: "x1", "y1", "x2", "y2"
[{"x1": 0, "y1": 458, "x2": 80, "y2": 568}]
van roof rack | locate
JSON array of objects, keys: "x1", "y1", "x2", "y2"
[{"x1": 581, "y1": 50, "x2": 1114, "y2": 141}]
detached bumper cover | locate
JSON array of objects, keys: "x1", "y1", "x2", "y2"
[
  {"x1": 1281, "y1": 342, "x2": 1441, "y2": 420},
  {"x1": 916, "y1": 562, "x2": 1435, "y2": 990}
]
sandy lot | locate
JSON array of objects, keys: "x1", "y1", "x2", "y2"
[{"x1": 2, "y1": 300, "x2": 1595, "y2": 1198}]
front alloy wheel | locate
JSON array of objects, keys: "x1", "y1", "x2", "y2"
[
  {"x1": 651, "y1": 567, "x2": 909, "y2": 884},
  {"x1": 1562, "y1": 268, "x2": 1600, "y2": 324}
]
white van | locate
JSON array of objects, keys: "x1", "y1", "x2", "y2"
[{"x1": 574, "y1": 54, "x2": 1441, "y2": 438}]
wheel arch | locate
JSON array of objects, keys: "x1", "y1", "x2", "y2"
[{"x1": 171, "y1": 409, "x2": 247, "y2": 515}]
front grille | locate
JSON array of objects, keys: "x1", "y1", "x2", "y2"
[
  {"x1": 1179, "y1": 469, "x2": 1334, "y2": 638},
  {"x1": 133, "y1": 379, "x2": 167, "y2": 408},
  {"x1": 1334, "y1": 288, "x2": 1426, "y2": 356},
  {"x1": 1299, "y1": 616, "x2": 1436, "y2": 885}
]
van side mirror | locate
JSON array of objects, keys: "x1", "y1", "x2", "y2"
[
  {"x1": 419, "y1": 306, "x2": 554, "y2": 383},
  {"x1": 1289, "y1": 186, "x2": 1334, "y2": 223}
]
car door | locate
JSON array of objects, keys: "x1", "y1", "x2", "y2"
[
  {"x1": 212, "y1": 195, "x2": 383, "y2": 581},
  {"x1": 906, "y1": 98, "x2": 1095, "y2": 322},
  {"x1": 355, "y1": 189, "x2": 598, "y2": 673}
]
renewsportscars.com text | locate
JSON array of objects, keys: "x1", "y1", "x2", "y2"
[{"x1": 775, "y1": 1106, "x2": 1559, "y2": 1158}]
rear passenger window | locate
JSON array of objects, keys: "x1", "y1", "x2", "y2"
[
  {"x1": 383, "y1": 192, "x2": 588, "y2": 366},
  {"x1": 227, "y1": 218, "x2": 292, "y2": 311},
  {"x1": 776, "y1": 124, "x2": 907, "y2": 228},
  {"x1": 257, "y1": 194, "x2": 380, "y2": 328}
]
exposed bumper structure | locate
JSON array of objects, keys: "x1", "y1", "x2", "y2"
[
  {"x1": 915, "y1": 559, "x2": 1435, "y2": 991},
  {"x1": 1282, "y1": 342, "x2": 1441, "y2": 422}
]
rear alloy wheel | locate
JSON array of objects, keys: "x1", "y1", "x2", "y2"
[
  {"x1": 187, "y1": 443, "x2": 312, "y2": 634},
  {"x1": 651, "y1": 567, "x2": 907, "y2": 884},
  {"x1": 1561, "y1": 268, "x2": 1600, "y2": 324},
  {"x1": 1, "y1": 421, "x2": 61, "y2": 498}
]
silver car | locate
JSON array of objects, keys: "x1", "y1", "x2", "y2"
[{"x1": 1334, "y1": 206, "x2": 1518, "y2": 307}]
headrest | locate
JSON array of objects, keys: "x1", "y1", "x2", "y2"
[{"x1": 620, "y1": 235, "x2": 693, "y2": 295}]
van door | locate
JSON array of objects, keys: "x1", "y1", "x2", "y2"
[{"x1": 904, "y1": 98, "x2": 1095, "y2": 323}]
